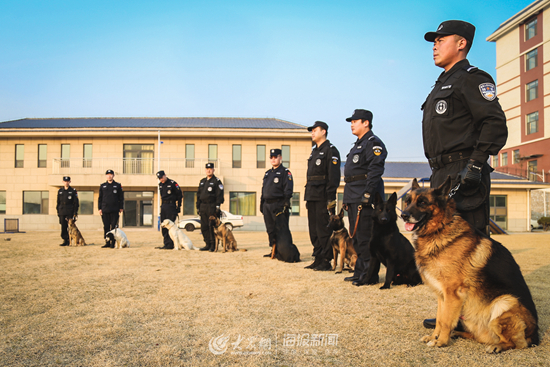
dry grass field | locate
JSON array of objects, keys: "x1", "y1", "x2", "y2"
[{"x1": 1, "y1": 228, "x2": 549, "y2": 366}]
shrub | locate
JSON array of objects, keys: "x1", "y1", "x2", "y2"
[{"x1": 537, "y1": 217, "x2": 550, "y2": 231}]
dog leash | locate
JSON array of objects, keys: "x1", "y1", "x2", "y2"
[
  {"x1": 448, "y1": 183, "x2": 461, "y2": 199},
  {"x1": 349, "y1": 205, "x2": 362, "y2": 239}
]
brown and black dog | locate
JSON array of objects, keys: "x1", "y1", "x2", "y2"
[
  {"x1": 209, "y1": 216, "x2": 246, "y2": 252},
  {"x1": 327, "y1": 208, "x2": 357, "y2": 273},
  {"x1": 67, "y1": 218, "x2": 86, "y2": 246},
  {"x1": 401, "y1": 177, "x2": 539, "y2": 353}
]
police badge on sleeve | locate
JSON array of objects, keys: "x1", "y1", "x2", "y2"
[{"x1": 479, "y1": 83, "x2": 496, "y2": 101}]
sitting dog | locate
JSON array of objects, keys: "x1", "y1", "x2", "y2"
[
  {"x1": 327, "y1": 208, "x2": 357, "y2": 273},
  {"x1": 209, "y1": 216, "x2": 246, "y2": 252},
  {"x1": 106, "y1": 228, "x2": 130, "y2": 249},
  {"x1": 364, "y1": 192, "x2": 421, "y2": 289},
  {"x1": 270, "y1": 208, "x2": 300, "y2": 263},
  {"x1": 67, "y1": 218, "x2": 86, "y2": 246},
  {"x1": 160, "y1": 219, "x2": 197, "y2": 250},
  {"x1": 401, "y1": 178, "x2": 539, "y2": 352}
]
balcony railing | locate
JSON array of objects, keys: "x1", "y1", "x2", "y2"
[
  {"x1": 52, "y1": 158, "x2": 221, "y2": 176},
  {"x1": 495, "y1": 167, "x2": 547, "y2": 183}
]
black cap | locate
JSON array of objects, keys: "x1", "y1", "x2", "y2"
[
  {"x1": 270, "y1": 148, "x2": 282, "y2": 157},
  {"x1": 424, "y1": 20, "x2": 475, "y2": 45},
  {"x1": 63, "y1": 176, "x2": 71, "y2": 182},
  {"x1": 156, "y1": 170, "x2": 165, "y2": 179},
  {"x1": 105, "y1": 169, "x2": 114, "y2": 175},
  {"x1": 205, "y1": 163, "x2": 214, "y2": 169},
  {"x1": 346, "y1": 109, "x2": 373, "y2": 122},
  {"x1": 307, "y1": 120, "x2": 329, "y2": 132}
]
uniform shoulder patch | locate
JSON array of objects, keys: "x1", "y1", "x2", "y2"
[
  {"x1": 368, "y1": 136, "x2": 375, "y2": 141},
  {"x1": 466, "y1": 66, "x2": 478, "y2": 73},
  {"x1": 373, "y1": 146, "x2": 383, "y2": 156},
  {"x1": 479, "y1": 83, "x2": 496, "y2": 101},
  {"x1": 332, "y1": 156, "x2": 339, "y2": 164},
  {"x1": 219, "y1": 184, "x2": 224, "y2": 190}
]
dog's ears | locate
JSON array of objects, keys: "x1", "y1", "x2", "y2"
[
  {"x1": 435, "y1": 176, "x2": 453, "y2": 198},
  {"x1": 373, "y1": 192, "x2": 383, "y2": 205},
  {"x1": 411, "y1": 178, "x2": 420, "y2": 190},
  {"x1": 387, "y1": 192, "x2": 397, "y2": 207},
  {"x1": 338, "y1": 207, "x2": 345, "y2": 218}
]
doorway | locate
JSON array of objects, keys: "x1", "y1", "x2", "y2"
[{"x1": 123, "y1": 191, "x2": 154, "y2": 227}]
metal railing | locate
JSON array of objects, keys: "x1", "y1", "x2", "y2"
[
  {"x1": 494, "y1": 167, "x2": 547, "y2": 182},
  {"x1": 52, "y1": 158, "x2": 221, "y2": 176}
]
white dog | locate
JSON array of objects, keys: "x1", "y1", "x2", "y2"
[
  {"x1": 160, "y1": 219, "x2": 197, "y2": 250},
  {"x1": 106, "y1": 228, "x2": 130, "y2": 249}
]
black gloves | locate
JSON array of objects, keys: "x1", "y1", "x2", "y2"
[
  {"x1": 196, "y1": 208, "x2": 200, "y2": 216},
  {"x1": 459, "y1": 159, "x2": 483, "y2": 188},
  {"x1": 283, "y1": 200, "x2": 291, "y2": 212},
  {"x1": 361, "y1": 191, "x2": 372, "y2": 206},
  {"x1": 216, "y1": 206, "x2": 221, "y2": 218},
  {"x1": 176, "y1": 206, "x2": 181, "y2": 214}
]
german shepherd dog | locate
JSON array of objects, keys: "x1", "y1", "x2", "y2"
[
  {"x1": 401, "y1": 177, "x2": 539, "y2": 352},
  {"x1": 270, "y1": 209, "x2": 301, "y2": 263},
  {"x1": 364, "y1": 192, "x2": 421, "y2": 289},
  {"x1": 67, "y1": 218, "x2": 86, "y2": 246},
  {"x1": 209, "y1": 216, "x2": 246, "y2": 252},
  {"x1": 327, "y1": 207, "x2": 357, "y2": 273}
]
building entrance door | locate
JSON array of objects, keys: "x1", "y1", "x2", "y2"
[{"x1": 123, "y1": 191, "x2": 154, "y2": 227}]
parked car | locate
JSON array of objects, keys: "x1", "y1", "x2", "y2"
[
  {"x1": 178, "y1": 210, "x2": 244, "y2": 232},
  {"x1": 531, "y1": 219, "x2": 543, "y2": 231}
]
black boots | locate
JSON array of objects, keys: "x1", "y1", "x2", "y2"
[
  {"x1": 313, "y1": 259, "x2": 332, "y2": 271},
  {"x1": 199, "y1": 244, "x2": 211, "y2": 251},
  {"x1": 345, "y1": 257, "x2": 364, "y2": 282},
  {"x1": 351, "y1": 258, "x2": 379, "y2": 286},
  {"x1": 305, "y1": 257, "x2": 321, "y2": 269},
  {"x1": 59, "y1": 240, "x2": 69, "y2": 246}
]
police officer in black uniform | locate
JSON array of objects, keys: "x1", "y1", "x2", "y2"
[
  {"x1": 57, "y1": 176, "x2": 79, "y2": 246},
  {"x1": 196, "y1": 163, "x2": 224, "y2": 252},
  {"x1": 421, "y1": 21, "x2": 507, "y2": 328},
  {"x1": 260, "y1": 149, "x2": 294, "y2": 257},
  {"x1": 304, "y1": 121, "x2": 341, "y2": 271},
  {"x1": 342, "y1": 109, "x2": 387, "y2": 286},
  {"x1": 156, "y1": 170, "x2": 182, "y2": 249},
  {"x1": 98, "y1": 169, "x2": 124, "y2": 248}
]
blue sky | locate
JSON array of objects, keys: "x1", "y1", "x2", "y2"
[{"x1": 0, "y1": 0, "x2": 534, "y2": 161}]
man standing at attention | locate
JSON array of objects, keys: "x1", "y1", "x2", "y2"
[
  {"x1": 156, "y1": 170, "x2": 182, "y2": 250},
  {"x1": 196, "y1": 163, "x2": 224, "y2": 252},
  {"x1": 421, "y1": 20, "x2": 507, "y2": 329},
  {"x1": 99, "y1": 169, "x2": 124, "y2": 248},
  {"x1": 57, "y1": 176, "x2": 79, "y2": 246}
]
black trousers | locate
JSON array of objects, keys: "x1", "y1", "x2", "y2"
[
  {"x1": 101, "y1": 211, "x2": 120, "y2": 237},
  {"x1": 263, "y1": 200, "x2": 286, "y2": 247},
  {"x1": 347, "y1": 203, "x2": 373, "y2": 262},
  {"x1": 199, "y1": 203, "x2": 217, "y2": 247},
  {"x1": 58, "y1": 215, "x2": 72, "y2": 241},
  {"x1": 307, "y1": 201, "x2": 333, "y2": 261},
  {"x1": 161, "y1": 203, "x2": 178, "y2": 248}
]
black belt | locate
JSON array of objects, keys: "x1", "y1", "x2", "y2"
[
  {"x1": 344, "y1": 174, "x2": 368, "y2": 183},
  {"x1": 307, "y1": 175, "x2": 326, "y2": 181},
  {"x1": 162, "y1": 201, "x2": 176, "y2": 204},
  {"x1": 428, "y1": 149, "x2": 472, "y2": 170},
  {"x1": 265, "y1": 198, "x2": 283, "y2": 204}
]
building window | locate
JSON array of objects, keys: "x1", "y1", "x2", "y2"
[
  {"x1": 230, "y1": 192, "x2": 256, "y2": 216},
  {"x1": 257, "y1": 145, "x2": 266, "y2": 169},
  {"x1": 528, "y1": 160, "x2": 538, "y2": 181},
  {"x1": 208, "y1": 144, "x2": 218, "y2": 163},
  {"x1": 526, "y1": 111, "x2": 539, "y2": 134},
  {"x1": 15, "y1": 144, "x2": 24, "y2": 168},
  {"x1": 61, "y1": 144, "x2": 70, "y2": 168},
  {"x1": 526, "y1": 49, "x2": 538, "y2": 71},
  {"x1": 123, "y1": 144, "x2": 154, "y2": 174},
  {"x1": 513, "y1": 149, "x2": 520, "y2": 164},
  {"x1": 502, "y1": 152, "x2": 508, "y2": 166},
  {"x1": 526, "y1": 80, "x2": 538, "y2": 102},
  {"x1": 38, "y1": 144, "x2": 47, "y2": 168},
  {"x1": 525, "y1": 18, "x2": 537, "y2": 40},
  {"x1": 183, "y1": 191, "x2": 197, "y2": 215},
  {"x1": 78, "y1": 191, "x2": 94, "y2": 215},
  {"x1": 232, "y1": 144, "x2": 242, "y2": 168},
  {"x1": 489, "y1": 195, "x2": 507, "y2": 230},
  {"x1": 23, "y1": 191, "x2": 49, "y2": 214},
  {"x1": 282, "y1": 145, "x2": 290, "y2": 167},
  {"x1": 0, "y1": 191, "x2": 6, "y2": 214},
  {"x1": 185, "y1": 144, "x2": 195, "y2": 168},
  {"x1": 83, "y1": 144, "x2": 92, "y2": 168},
  {"x1": 291, "y1": 192, "x2": 300, "y2": 216},
  {"x1": 492, "y1": 155, "x2": 499, "y2": 168}
]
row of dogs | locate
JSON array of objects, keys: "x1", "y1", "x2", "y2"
[{"x1": 65, "y1": 216, "x2": 244, "y2": 252}]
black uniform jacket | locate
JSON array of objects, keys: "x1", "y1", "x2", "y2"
[
  {"x1": 159, "y1": 178, "x2": 182, "y2": 207},
  {"x1": 343, "y1": 130, "x2": 387, "y2": 204},
  {"x1": 261, "y1": 165, "x2": 294, "y2": 202},
  {"x1": 422, "y1": 59, "x2": 507, "y2": 163},
  {"x1": 57, "y1": 186, "x2": 79, "y2": 216},
  {"x1": 305, "y1": 139, "x2": 341, "y2": 202},
  {"x1": 98, "y1": 180, "x2": 124, "y2": 213},
  {"x1": 196, "y1": 175, "x2": 224, "y2": 208}
]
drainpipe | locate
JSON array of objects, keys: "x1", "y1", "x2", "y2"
[
  {"x1": 158, "y1": 130, "x2": 161, "y2": 231},
  {"x1": 527, "y1": 189, "x2": 531, "y2": 232}
]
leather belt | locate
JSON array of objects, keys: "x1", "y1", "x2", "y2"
[
  {"x1": 162, "y1": 200, "x2": 176, "y2": 204},
  {"x1": 428, "y1": 149, "x2": 472, "y2": 170},
  {"x1": 265, "y1": 198, "x2": 283, "y2": 204},
  {"x1": 307, "y1": 175, "x2": 326, "y2": 181},
  {"x1": 344, "y1": 174, "x2": 368, "y2": 183}
]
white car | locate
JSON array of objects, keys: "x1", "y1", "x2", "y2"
[{"x1": 178, "y1": 210, "x2": 244, "y2": 232}]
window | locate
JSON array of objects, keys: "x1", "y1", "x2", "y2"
[
  {"x1": 15, "y1": 145, "x2": 24, "y2": 168},
  {"x1": 502, "y1": 152, "x2": 508, "y2": 166},
  {"x1": 83, "y1": 144, "x2": 92, "y2": 168},
  {"x1": 123, "y1": 144, "x2": 154, "y2": 174},
  {"x1": 208, "y1": 144, "x2": 218, "y2": 162},
  {"x1": 185, "y1": 144, "x2": 195, "y2": 168},
  {"x1": 61, "y1": 144, "x2": 70, "y2": 168},
  {"x1": 528, "y1": 160, "x2": 538, "y2": 181},
  {"x1": 183, "y1": 191, "x2": 197, "y2": 215},
  {"x1": 489, "y1": 195, "x2": 507, "y2": 230},
  {"x1": 282, "y1": 145, "x2": 290, "y2": 167},
  {"x1": 526, "y1": 80, "x2": 538, "y2": 102},
  {"x1": 492, "y1": 155, "x2": 499, "y2": 168},
  {"x1": 232, "y1": 144, "x2": 242, "y2": 168},
  {"x1": 230, "y1": 192, "x2": 256, "y2": 216},
  {"x1": 513, "y1": 149, "x2": 520, "y2": 164},
  {"x1": 78, "y1": 191, "x2": 94, "y2": 215},
  {"x1": 38, "y1": 144, "x2": 47, "y2": 168},
  {"x1": 23, "y1": 191, "x2": 49, "y2": 214},
  {"x1": 526, "y1": 49, "x2": 538, "y2": 71},
  {"x1": 291, "y1": 192, "x2": 300, "y2": 216},
  {"x1": 257, "y1": 145, "x2": 266, "y2": 169},
  {"x1": 525, "y1": 18, "x2": 537, "y2": 40},
  {"x1": 0, "y1": 191, "x2": 6, "y2": 214},
  {"x1": 526, "y1": 111, "x2": 539, "y2": 134}
]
